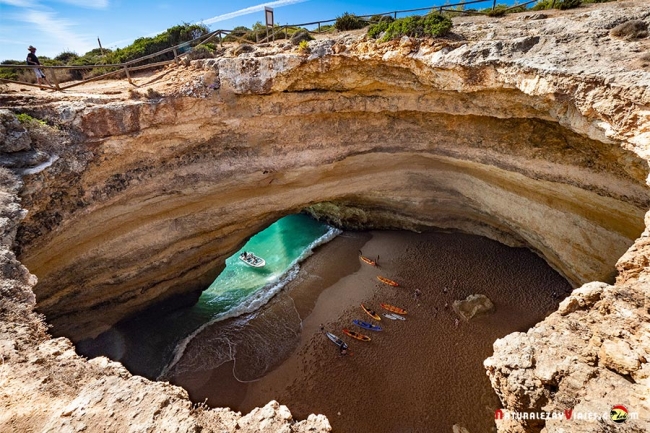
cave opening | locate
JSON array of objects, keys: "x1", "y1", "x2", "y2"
[
  {"x1": 11, "y1": 93, "x2": 650, "y2": 432},
  {"x1": 71, "y1": 208, "x2": 578, "y2": 433}
]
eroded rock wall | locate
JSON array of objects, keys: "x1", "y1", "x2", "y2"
[
  {"x1": 0, "y1": 118, "x2": 331, "y2": 433},
  {"x1": 2, "y1": 1, "x2": 650, "y2": 432},
  {"x1": 14, "y1": 13, "x2": 650, "y2": 341}
]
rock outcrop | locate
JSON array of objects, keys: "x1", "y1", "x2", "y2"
[
  {"x1": 1, "y1": 1, "x2": 649, "y2": 432},
  {"x1": 485, "y1": 281, "x2": 649, "y2": 432},
  {"x1": 453, "y1": 294, "x2": 495, "y2": 321},
  {"x1": 12, "y1": 2, "x2": 650, "y2": 342}
]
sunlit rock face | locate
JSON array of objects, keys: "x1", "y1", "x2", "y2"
[
  {"x1": 2, "y1": 2, "x2": 650, "y2": 432},
  {"x1": 14, "y1": 4, "x2": 650, "y2": 343}
]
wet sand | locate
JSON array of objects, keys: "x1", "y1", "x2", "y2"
[{"x1": 170, "y1": 230, "x2": 571, "y2": 432}]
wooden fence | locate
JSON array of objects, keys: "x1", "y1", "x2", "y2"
[{"x1": 0, "y1": 0, "x2": 541, "y2": 91}]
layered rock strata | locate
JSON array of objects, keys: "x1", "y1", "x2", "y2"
[
  {"x1": 13, "y1": 3, "x2": 650, "y2": 342},
  {"x1": 1, "y1": 1, "x2": 649, "y2": 432}
]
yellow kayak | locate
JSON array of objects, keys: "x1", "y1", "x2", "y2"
[
  {"x1": 377, "y1": 276, "x2": 399, "y2": 287},
  {"x1": 361, "y1": 303, "x2": 381, "y2": 321}
]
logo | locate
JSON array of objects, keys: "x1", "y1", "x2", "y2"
[
  {"x1": 610, "y1": 405, "x2": 628, "y2": 423},
  {"x1": 495, "y1": 409, "x2": 504, "y2": 420}
]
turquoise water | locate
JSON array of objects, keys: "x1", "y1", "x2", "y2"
[
  {"x1": 197, "y1": 213, "x2": 339, "y2": 321},
  {"x1": 77, "y1": 213, "x2": 339, "y2": 378}
]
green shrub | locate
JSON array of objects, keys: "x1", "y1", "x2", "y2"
[
  {"x1": 104, "y1": 23, "x2": 210, "y2": 65},
  {"x1": 369, "y1": 14, "x2": 395, "y2": 25},
  {"x1": 0, "y1": 22, "x2": 209, "y2": 84},
  {"x1": 557, "y1": 0, "x2": 581, "y2": 9},
  {"x1": 532, "y1": 0, "x2": 583, "y2": 9},
  {"x1": 54, "y1": 51, "x2": 79, "y2": 63},
  {"x1": 368, "y1": 13, "x2": 452, "y2": 41},
  {"x1": 486, "y1": 5, "x2": 508, "y2": 17},
  {"x1": 224, "y1": 26, "x2": 251, "y2": 42},
  {"x1": 531, "y1": 0, "x2": 552, "y2": 9},
  {"x1": 319, "y1": 24, "x2": 336, "y2": 33},
  {"x1": 291, "y1": 29, "x2": 314, "y2": 45},
  {"x1": 187, "y1": 44, "x2": 215, "y2": 60},
  {"x1": 368, "y1": 21, "x2": 391, "y2": 39},
  {"x1": 335, "y1": 13, "x2": 367, "y2": 31},
  {"x1": 16, "y1": 113, "x2": 47, "y2": 126},
  {"x1": 484, "y1": 3, "x2": 527, "y2": 16},
  {"x1": 0, "y1": 60, "x2": 21, "y2": 80},
  {"x1": 298, "y1": 40, "x2": 310, "y2": 53}
]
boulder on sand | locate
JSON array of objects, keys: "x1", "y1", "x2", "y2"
[{"x1": 453, "y1": 294, "x2": 494, "y2": 321}]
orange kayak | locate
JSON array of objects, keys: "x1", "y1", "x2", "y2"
[
  {"x1": 380, "y1": 303, "x2": 407, "y2": 315},
  {"x1": 361, "y1": 303, "x2": 381, "y2": 321},
  {"x1": 360, "y1": 255, "x2": 377, "y2": 266},
  {"x1": 377, "y1": 276, "x2": 399, "y2": 287},
  {"x1": 343, "y1": 328, "x2": 371, "y2": 342}
]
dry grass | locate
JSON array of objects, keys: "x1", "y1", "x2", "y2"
[{"x1": 610, "y1": 20, "x2": 649, "y2": 40}]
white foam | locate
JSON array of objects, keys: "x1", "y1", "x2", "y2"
[{"x1": 158, "y1": 225, "x2": 341, "y2": 379}]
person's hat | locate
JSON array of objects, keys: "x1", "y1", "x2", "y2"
[{"x1": 28, "y1": 45, "x2": 36, "y2": 51}]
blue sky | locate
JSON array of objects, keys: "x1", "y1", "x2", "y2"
[{"x1": 0, "y1": 0, "x2": 520, "y2": 62}]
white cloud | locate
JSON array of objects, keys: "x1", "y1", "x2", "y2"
[
  {"x1": 202, "y1": 0, "x2": 307, "y2": 25},
  {"x1": 55, "y1": 0, "x2": 109, "y2": 8},
  {"x1": 14, "y1": 9, "x2": 95, "y2": 54},
  {"x1": 0, "y1": 0, "x2": 37, "y2": 6}
]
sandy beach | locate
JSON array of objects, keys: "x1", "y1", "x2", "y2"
[{"x1": 169, "y1": 230, "x2": 571, "y2": 432}]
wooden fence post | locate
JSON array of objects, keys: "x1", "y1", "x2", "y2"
[
  {"x1": 124, "y1": 65, "x2": 133, "y2": 85},
  {"x1": 50, "y1": 68, "x2": 61, "y2": 90}
]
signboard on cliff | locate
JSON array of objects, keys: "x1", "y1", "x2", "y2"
[{"x1": 265, "y1": 7, "x2": 274, "y2": 28}]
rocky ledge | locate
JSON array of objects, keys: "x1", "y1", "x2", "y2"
[{"x1": 1, "y1": 1, "x2": 650, "y2": 432}]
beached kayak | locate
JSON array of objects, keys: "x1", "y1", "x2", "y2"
[
  {"x1": 360, "y1": 255, "x2": 377, "y2": 266},
  {"x1": 343, "y1": 328, "x2": 371, "y2": 342},
  {"x1": 377, "y1": 276, "x2": 399, "y2": 286},
  {"x1": 361, "y1": 303, "x2": 381, "y2": 321},
  {"x1": 326, "y1": 332, "x2": 348, "y2": 349},
  {"x1": 384, "y1": 313, "x2": 406, "y2": 321},
  {"x1": 352, "y1": 319, "x2": 383, "y2": 332},
  {"x1": 380, "y1": 303, "x2": 407, "y2": 315}
]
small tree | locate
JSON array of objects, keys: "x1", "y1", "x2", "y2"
[
  {"x1": 335, "y1": 13, "x2": 367, "y2": 31},
  {"x1": 368, "y1": 13, "x2": 452, "y2": 41}
]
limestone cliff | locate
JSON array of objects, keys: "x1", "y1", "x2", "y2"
[{"x1": 1, "y1": 1, "x2": 650, "y2": 432}]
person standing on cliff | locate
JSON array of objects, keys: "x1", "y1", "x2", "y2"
[{"x1": 26, "y1": 46, "x2": 54, "y2": 89}]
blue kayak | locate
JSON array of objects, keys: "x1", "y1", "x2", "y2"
[{"x1": 352, "y1": 319, "x2": 383, "y2": 332}]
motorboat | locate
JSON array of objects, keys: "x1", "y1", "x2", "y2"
[{"x1": 239, "y1": 251, "x2": 266, "y2": 268}]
